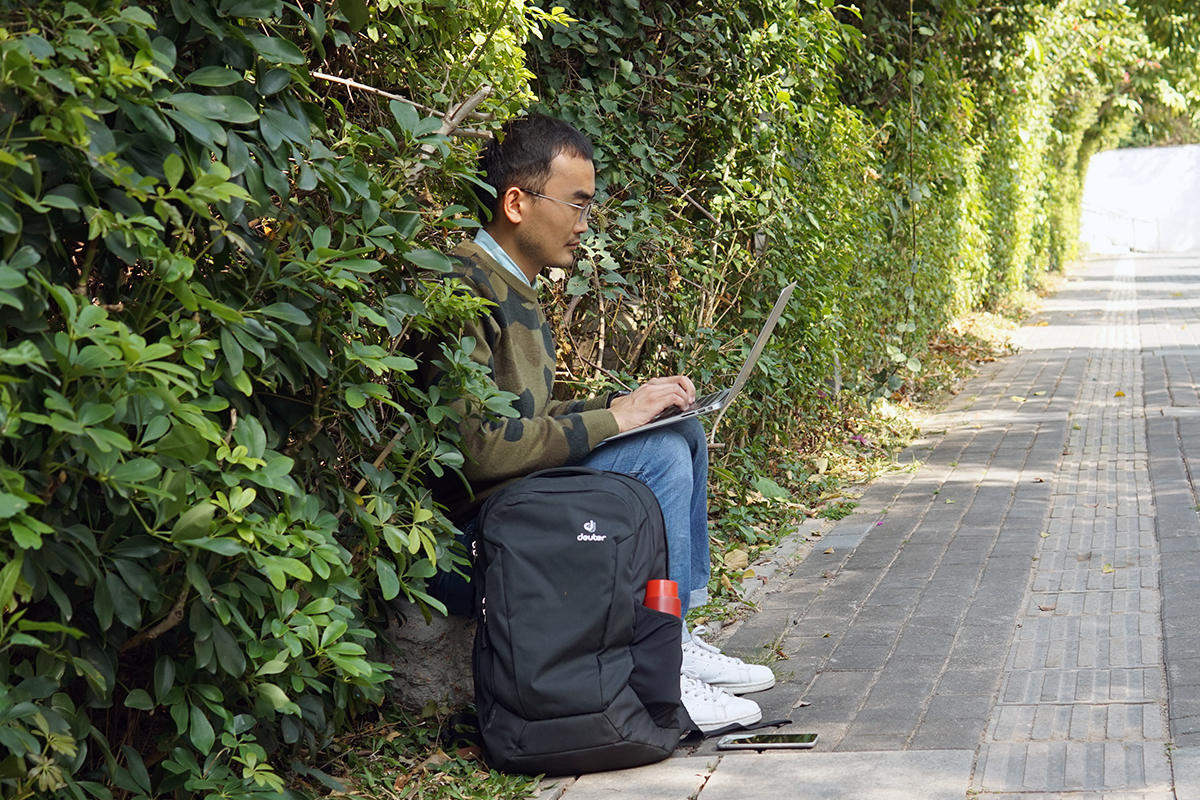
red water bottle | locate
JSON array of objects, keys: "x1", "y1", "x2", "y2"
[{"x1": 644, "y1": 579, "x2": 681, "y2": 617}]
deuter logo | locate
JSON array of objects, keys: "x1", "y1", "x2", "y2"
[{"x1": 578, "y1": 519, "x2": 606, "y2": 542}]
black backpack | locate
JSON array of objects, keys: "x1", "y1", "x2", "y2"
[{"x1": 471, "y1": 467, "x2": 689, "y2": 775}]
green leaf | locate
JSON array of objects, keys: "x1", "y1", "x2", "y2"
[
  {"x1": 23, "y1": 34, "x2": 55, "y2": 59},
  {"x1": 163, "y1": 153, "x2": 184, "y2": 189},
  {"x1": 125, "y1": 689, "x2": 154, "y2": 710},
  {"x1": 109, "y1": 458, "x2": 162, "y2": 486},
  {"x1": 189, "y1": 704, "x2": 215, "y2": 754},
  {"x1": 255, "y1": 656, "x2": 288, "y2": 676},
  {"x1": 338, "y1": 0, "x2": 368, "y2": 31},
  {"x1": 245, "y1": 33, "x2": 306, "y2": 65},
  {"x1": 256, "y1": 682, "x2": 291, "y2": 711},
  {"x1": 320, "y1": 618, "x2": 348, "y2": 648},
  {"x1": 163, "y1": 108, "x2": 227, "y2": 147},
  {"x1": 375, "y1": 557, "x2": 400, "y2": 601},
  {"x1": 0, "y1": 341, "x2": 46, "y2": 367},
  {"x1": 171, "y1": 502, "x2": 215, "y2": 541},
  {"x1": 121, "y1": 745, "x2": 153, "y2": 796},
  {"x1": 260, "y1": 302, "x2": 310, "y2": 325},
  {"x1": 297, "y1": 599, "x2": 330, "y2": 618},
  {"x1": 389, "y1": 100, "x2": 419, "y2": 133},
  {"x1": 0, "y1": 552, "x2": 23, "y2": 611},
  {"x1": 189, "y1": 537, "x2": 246, "y2": 556},
  {"x1": 752, "y1": 475, "x2": 790, "y2": 500},
  {"x1": 566, "y1": 275, "x2": 590, "y2": 296},
  {"x1": 257, "y1": 68, "x2": 291, "y2": 96},
  {"x1": 0, "y1": 265, "x2": 27, "y2": 290},
  {"x1": 154, "y1": 657, "x2": 175, "y2": 704},
  {"x1": 10, "y1": 519, "x2": 45, "y2": 550},
  {"x1": 345, "y1": 386, "x2": 366, "y2": 409},
  {"x1": 0, "y1": 201, "x2": 21, "y2": 235},
  {"x1": 165, "y1": 92, "x2": 258, "y2": 125},
  {"x1": 106, "y1": 571, "x2": 142, "y2": 628},
  {"x1": 212, "y1": 624, "x2": 246, "y2": 676},
  {"x1": 220, "y1": 0, "x2": 284, "y2": 17},
  {"x1": 402, "y1": 248, "x2": 453, "y2": 272},
  {"x1": 0, "y1": 493, "x2": 30, "y2": 519},
  {"x1": 186, "y1": 66, "x2": 242, "y2": 86},
  {"x1": 17, "y1": 619, "x2": 84, "y2": 639},
  {"x1": 73, "y1": 657, "x2": 108, "y2": 693},
  {"x1": 219, "y1": 326, "x2": 244, "y2": 377},
  {"x1": 260, "y1": 108, "x2": 310, "y2": 145},
  {"x1": 328, "y1": 258, "x2": 381, "y2": 274}
]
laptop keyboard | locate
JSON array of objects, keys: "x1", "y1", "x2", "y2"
[{"x1": 649, "y1": 389, "x2": 728, "y2": 422}]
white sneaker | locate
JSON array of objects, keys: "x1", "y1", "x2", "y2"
[
  {"x1": 679, "y1": 672, "x2": 762, "y2": 732},
  {"x1": 682, "y1": 626, "x2": 776, "y2": 694}
]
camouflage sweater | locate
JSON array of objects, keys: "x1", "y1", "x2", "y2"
[{"x1": 431, "y1": 240, "x2": 618, "y2": 516}]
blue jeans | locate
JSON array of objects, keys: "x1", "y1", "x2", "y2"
[
  {"x1": 428, "y1": 418, "x2": 712, "y2": 624},
  {"x1": 581, "y1": 418, "x2": 711, "y2": 619}
]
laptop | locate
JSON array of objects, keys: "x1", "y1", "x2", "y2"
[{"x1": 603, "y1": 281, "x2": 796, "y2": 442}]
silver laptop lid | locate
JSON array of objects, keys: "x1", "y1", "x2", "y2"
[{"x1": 709, "y1": 281, "x2": 797, "y2": 436}]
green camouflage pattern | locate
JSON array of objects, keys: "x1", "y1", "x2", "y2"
[{"x1": 426, "y1": 240, "x2": 617, "y2": 516}]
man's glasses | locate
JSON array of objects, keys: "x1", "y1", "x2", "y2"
[{"x1": 518, "y1": 187, "x2": 593, "y2": 223}]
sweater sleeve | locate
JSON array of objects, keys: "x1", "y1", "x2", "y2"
[
  {"x1": 545, "y1": 394, "x2": 611, "y2": 417},
  {"x1": 455, "y1": 316, "x2": 619, "y2": 485}
]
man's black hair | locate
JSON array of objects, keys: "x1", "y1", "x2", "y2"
[{"x1": 475, "y1": 115, "x2": 594, "y2": 223}]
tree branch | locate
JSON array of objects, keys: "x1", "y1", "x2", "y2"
[
  {"x1": 310, "y1": 71, "x2": 494, "y2": 125},
  {"x1": 407, "y1": 85, "x2": 494, "y2": 183},
  {"x1": 679, "y1": 189, "x2": 718, "y2": 223},
  {"x1": 438, "y1": 85, "x2": 494, "y2": 137},
  {"x1": 120, "y1": 584, "x2": 189, "y2": 654}
]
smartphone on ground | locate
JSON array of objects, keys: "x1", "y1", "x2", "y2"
[{"x1": 715, "y1": 732, "x2": 818, "y2": 750}]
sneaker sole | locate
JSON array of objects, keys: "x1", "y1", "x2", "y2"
[
  {"x1": 695, "y1": 706, "x2": 763, "y2": 733},
  {"x1": 709, "y1": 675, "x2": 776, "y2": 695}
]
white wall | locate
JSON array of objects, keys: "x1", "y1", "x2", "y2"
[{"x1": 1079, "y1": 144, "x2": 1200, "y2": 254}]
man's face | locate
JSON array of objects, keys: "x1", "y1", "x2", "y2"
[{"x1": 513, "y1": 152, "x2": 595, "y2": 274}]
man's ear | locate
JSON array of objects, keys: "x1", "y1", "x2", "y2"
[{"x1": 499, "y1": 186, "x2": 525, "y2": 225}]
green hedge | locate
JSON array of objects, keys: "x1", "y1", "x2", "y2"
[{"x1": 0, "y1": 1, "x2": 503, "y2": 796}]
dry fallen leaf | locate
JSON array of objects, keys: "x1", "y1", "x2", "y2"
[
  {"x1": 823, "y1": 547, "x2": 835, "y2": 555},
  {"x1": 1114, "y1": 390, "x2": 1126, "y2": 397},
  {"x1": 1102, "y1": 563, "x2": 1115, "y2": 574},
  {"x1": 1038, "y1": 605, "x2": 1056, "y2": 612},
  {"x1": 1034, "y1": 391, "x2": 1046, "y2": 396},
  {"x1": 1040, "y1": 532, "x2": 1051, "y2": 538},
  {"x1": 814, "y1": 456, "x2": 829, "y2": 474},
  {"x1": 420, "y1": 751, "x2": 451, "y2": 769},
  {"x1": 1010, "y1": 395, "x2": 1027, "y2": 403},
  {"x1": 724, "y1": 549, "x2": 750, "y2": 570}
]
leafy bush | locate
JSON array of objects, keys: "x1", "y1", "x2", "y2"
[{"x1": 0, "y1": 1, "x2": 513, "y2": 796}]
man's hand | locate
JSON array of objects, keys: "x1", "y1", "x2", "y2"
[{"x1": 609, "y1": 376, "x2": 696, "y2": 433}]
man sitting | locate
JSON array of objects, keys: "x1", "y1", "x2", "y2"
[{"x1": 425, "y1": 114, "x2": 774, "y2": 731}]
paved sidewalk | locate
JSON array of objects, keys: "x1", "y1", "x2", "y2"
[{"x1": 542, "y1": 253, "x2": 1200, "y2": 799}]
